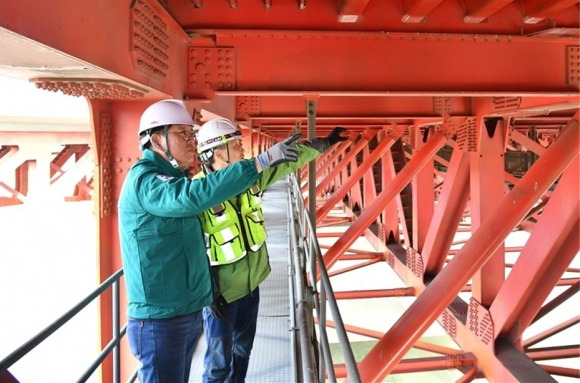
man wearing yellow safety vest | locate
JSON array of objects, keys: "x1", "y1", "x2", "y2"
[{"x1": 193, "y1": 118, "x2": 347, "y2": 383}]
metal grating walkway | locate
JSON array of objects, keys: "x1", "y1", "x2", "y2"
[{"x1": 189, "y1": 179, "x2": 294, "y2": 382}]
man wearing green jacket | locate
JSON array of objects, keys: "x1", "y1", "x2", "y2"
[
  {"x1": 193, "y1": 118, "x2": 347, "y2": 382},
  {"x1": 118, "y1": 100, "x2": 301, "y2": 383}
]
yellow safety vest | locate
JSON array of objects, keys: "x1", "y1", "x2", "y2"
[{"x1": 199, "y1": 184, "x2": 267, "y2": 265}]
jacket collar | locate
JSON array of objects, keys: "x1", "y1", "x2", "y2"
[{"x1": 143, "y1": 149, "x2": 190, "y2": 177}]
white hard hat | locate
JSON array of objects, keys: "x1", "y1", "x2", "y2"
[
  {"x1": 138, "y1": 99, "x2": 194, "y2": 135},
  {"x1": 197, "y1": 118, "x2": 242, "y2": 153}
]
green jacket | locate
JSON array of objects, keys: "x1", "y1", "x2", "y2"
[
  {"x1": 195, "y1": 143, "x2": 321, "y2": 303},
  {"x1": 118, "y1": 149, "x2": 262, "y2": 319}
]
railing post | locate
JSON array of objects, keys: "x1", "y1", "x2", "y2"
[{"x1": 113, "y1": 280, "x2": 120, "y2": 383}]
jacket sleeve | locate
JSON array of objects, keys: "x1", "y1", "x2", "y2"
[
  {"x1": 137, "y1": 159, "x2": 262, "y2": 217},
  {"x1": 258, "y1": 143, "x2": 320, "y2": 190}
]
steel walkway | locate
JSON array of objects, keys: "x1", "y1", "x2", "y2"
[{"x1": 189, "y1": 179, "x2": 294, "y2": 383}]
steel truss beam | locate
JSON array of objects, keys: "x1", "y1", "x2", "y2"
[{"x1": 307, "y1": 112, "x2": 579, "y2": 380}]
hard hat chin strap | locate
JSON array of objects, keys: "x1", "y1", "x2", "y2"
[
  {"x1": 224, "y1": 144, "x2": 232, "y2": 165},
  {"x1": 161, "y1": 125, "x2": 180, "y2": 168},
  {"x1": 200, "y1": 149, "x2": 216, "y2": 173}
]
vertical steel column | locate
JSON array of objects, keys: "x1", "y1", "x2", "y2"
[
  {"x1": 422, "y1": 147, "x2": 470, "y2": 274},
  {"x1": 307, "y1": 99, "x2": 317, "y2": 233},
  {"x1": 361, "y1": 145, "x2": 377, "y2": 212},
  {"x1": 380, "y1": 138, "x2": 402, "y2": 243},
  {"x1": 470, "y1": 117, "x2": 508, "y2": 305},
  {"x1": 411, "y1": 125, "x2": 434, "y2": 252},
  {"x1": 103, "y1": 99, "x2": 149, "y2": 382}
]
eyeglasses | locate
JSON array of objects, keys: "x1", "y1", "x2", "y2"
[{"x1": 169, "y1": 130, "x2": 197, "y2": 141}]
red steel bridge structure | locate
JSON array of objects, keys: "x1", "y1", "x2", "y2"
[{"x1": 0, "y1": 1, "x2": 579, "y2": 382}]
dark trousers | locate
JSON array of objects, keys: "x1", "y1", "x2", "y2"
[{"x1": 202, "y1": 288, "x2": 260, "y2": 383}]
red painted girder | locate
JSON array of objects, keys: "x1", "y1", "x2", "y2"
[
  {"x1": 523, "y1": 0, "x2": 580, "y2": 24},
  {"x1": 323, "y1": 320, "x2": 461, "y2": 357},
  {"x1": 334, "y1": 355, "x2": 477, "y2": 378},
  {"x1": 380, "y1": 149, "x2": 402, "y2": 243},
  {"x1": 355, "y1": 114, "x2": 579, "y2": 382},
  {"x1": 386, "y1": 241, "x2": 543, "y2": 381},
  {"x1": 0, "y1": 181, "x2": 25, "y2": 206},
  {"x1": 303, "y1": 129, "x2": 374, "y2": 204},
  {"x1": 171, "y1": 0, "x2": 579, "y2": 34},
  {"x1": 463, "y1": 0, "x2": 515, "y2": 23},
  {"x1": 526, "y1": 344, "x2": 580, "y2": 360},
  {"x1": 317, "y1": 245, "x2": 380, "y2": 259},
  {"x1": 456, "y1": 367, "x2": 479, "y2": 383},
  {"x1": 495, "y1": 338, "x2": 555, "y2": 381},
  {"x1": 315, "y1": 130, "x2": 397, "y2": 225},
  {"x1": 476, "y1": 96, "x2": 580, "y2": 117},
  {"x1": 509, "y1": 128, "x2": 547, "y2": 155},
  {"x1": 1, "y1": 0, "x2": 186, "y2": 98},
  {"x1": 534, "y1": 281, "x2": 580, "y2": 323},
  {"x1": 332, "y1": 288, "x2": 415, "y2": 300},
  {"x1": 388, "y1": 355, "x2": 478, "y2": 374},
  {"x1": 361, "y1": 145, "x2": 378, "y2": 214},
  {"x1": 402, "y1": 0, "x2": 446, "y2": 23},
  {"x1": 236, "y1": 96, "x2": 577, "y2": 137},
  {"x1": 330, "y1": 316, "x2": 466, "y2": 362},
  {"x1": 335, "y1": 354, "x2": 476, "y2": 378},
  {"x1": 322, "y1": 132, "x2": 447, "y2": 275},
  {"x1": 94, "y1": 99, "x2": 161, "y2": 382},
  {"x1": 470, "y1": 118, "x2": 508, "y2": 306},
  {"x1": 312, "y1": 140, "x2": 353, "y2": 193},
  {"x1": 537, "y1": 364, "x2": 580, "y2": 378},
  {"x1": 327, "y1": 259, "x2": 382, "y2": 278},
  {"x1": 414, "y1": 340, "x2": 464, "y2": 355},
  {"x1": 244, "y1": 96, "x2": 458, "y2": 122},
  {"x1": 411, "y1": 125, "x2": 434, "y2": 252},
  {"x1": 524, "y1": 316, "x2": 580, "y2": 349},
  {"x1": 318, "y1": 217, "x2": 352, "y2": 226},
  {"x1": 422, "y1": 146, "x2": 470, "y2": 274},
  {"x1": 301, "y1": 137, "x2": 354, "y2": 196},
  {"x1": 491, "y1": 157, "x2": 579, "y2": 343},
  {"x1": 337, "y1": 0, "x2": 371, "y2": 23},
  {"x1": 554, "y1": 278, "x2": 579, "y2": 286},
  {"x1": 193, "y1": 31, "x2": 577, "y2": 94}
]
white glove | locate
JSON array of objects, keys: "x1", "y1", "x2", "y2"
[{"x1": 256, "y1": 134, "x2": 301, "y2": 169}]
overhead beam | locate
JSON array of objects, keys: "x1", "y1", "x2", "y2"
[
  {"x1": 337, "y1": 0, "x2": 370, "y2": 23},
  {"x1": 402, "y1": 0, "x2": 446, "y2": 23},
  {"x1": 464, "y1": 0, "x2": 515, "y2": 23},
  {"x1": 523, "y1": 0, "x2": 580, "y2": 24},
  {"x1": 188, "y1": 31, "x2": 577, "y2": 98}
]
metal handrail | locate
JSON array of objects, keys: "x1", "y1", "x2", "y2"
[
  {"x1": 1, "y1": 174, "x2": 359, "y2": 383},
  {"x1": 287, "y1": 174, "x2": 361, "y2": 383},
  {"x1": 0, "y1": 268, "x2": 130, "y2": 383}
]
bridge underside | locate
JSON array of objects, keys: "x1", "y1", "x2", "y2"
[{"x1": 0, "y1": 1, "x2": 579, "y2": 382}]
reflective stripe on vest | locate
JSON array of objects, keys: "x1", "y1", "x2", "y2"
[
  {"x1": 202, "y1": 201, "x2": 246, "y2": 265},
  {"x1": 239, "y1": 184, "x2": 267, "y2": 251},
  {"x1": 199, "y1": 184, "x2": 268, "y2": 265}
]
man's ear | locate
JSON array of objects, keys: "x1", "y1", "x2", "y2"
[
  {"x1": 150, "y1": 132, "x2": 164, "y2": 149},
  {"x1": 213, "y1": 146, "x2": 225, "y2": 161}
]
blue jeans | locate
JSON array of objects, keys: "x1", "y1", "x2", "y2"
[
  {"x1": 127, "y1": 311, "x2": 203, "y2": 383},
  {"x1": 202, "y1": 288, "x2": 260, "y2": 383}
]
